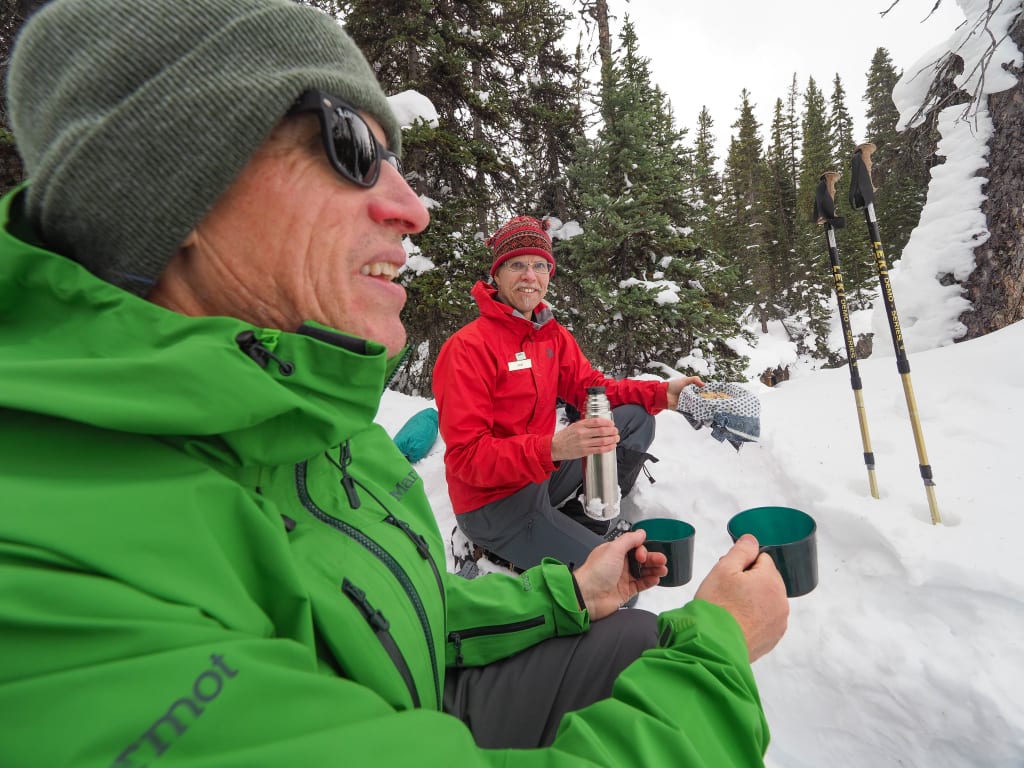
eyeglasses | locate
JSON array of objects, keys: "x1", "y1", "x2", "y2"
[
  {"x1": 287, "y1": 90, "x2": 402, "y2": 188},
  {"x1": 504, "y1": 260, "x2": 552, "y2": 274}
]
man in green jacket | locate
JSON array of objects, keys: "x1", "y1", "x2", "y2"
[{"x1": 0, "y1": 1, "x2": 789, "y2": 766}]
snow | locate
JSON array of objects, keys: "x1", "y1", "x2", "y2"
[
  {"x1": 375, "y1": 3, "x2": 1024, "y2": 764},
  {"x1": 881, "y1": 0, "x2": 1021, "y2": 357},
  {"x1": 388, "y1": 89, "x2": 439, "y2": 129},
  {"x1": 377, "y1": 316, "x2": 1024, "y2": 767}
]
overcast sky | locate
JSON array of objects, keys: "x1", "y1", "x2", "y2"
[{"x1": 576, "y1": 0, "x2": 967, "y2": 158}]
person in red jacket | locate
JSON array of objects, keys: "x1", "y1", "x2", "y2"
[{"x1": 433, "y1": 216, "x2": 704, "y2": 571}]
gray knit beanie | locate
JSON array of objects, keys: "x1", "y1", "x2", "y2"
[{"x1": 7, "y1": 0, "x2": 400, "y2": 296}]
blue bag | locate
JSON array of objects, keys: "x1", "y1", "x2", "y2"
[{"x1": 392, "y1": 407, "x2": 439, "y2": 463}]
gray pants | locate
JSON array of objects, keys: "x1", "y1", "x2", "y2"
[
  {"x1": 456, "y1": 404, "x2": 656, "y2": 570},
  {"x1": 443, "y1": 609, "x2": 659, "y2": 748}
]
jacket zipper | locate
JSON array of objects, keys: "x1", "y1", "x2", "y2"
[
  {"x1": 341, "y1": 578, "x2": 420, "y2": 708},
  {"x1": 295, "y1": 460, "x2": 442, "y2": 709},
  {"x1": 333, "y1": 443, "x2": 360, "y2": 508},
  {"x1": 323, "y1": 441, "x2": 446, "y2": 601},
  {"x1": 448, "y1": 616, "x2": 547, "y2": 667}
]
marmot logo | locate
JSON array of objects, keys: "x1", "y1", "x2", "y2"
[
  {"x1": 112, "y1": 654, "x2": 238, "y2": 767},
  {"x1": 388, "y1": 469, "x2": 419, "y2": 501}
]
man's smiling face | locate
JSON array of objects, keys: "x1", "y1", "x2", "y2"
[{"x1": 493, "y1": 259, "x2": 550, "y2": 316}]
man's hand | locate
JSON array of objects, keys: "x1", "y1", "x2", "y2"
[
  {"x1": 666, "y1": 376, "x2": 705, "y2": 411},
  {"x1": 572, "y1": 531, "x2": 667, "y2": 619},
  {"x1": 694, "y1": 534, "x2": 789, "y2": 662},
  {"x1": 551, "y1": 417, "x2": 619, "y2": 462}
]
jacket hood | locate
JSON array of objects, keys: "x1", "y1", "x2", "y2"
[{"x1": 0, "y1": 188, "x2": 399, "y2": 467}]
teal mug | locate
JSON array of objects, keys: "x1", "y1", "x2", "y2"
[
  {"x1": 632, "y1": 518, "x2": 695, "y2": 587},
  {"x1": 727, "y1": 506, "x2": 818, "y2": 597}
]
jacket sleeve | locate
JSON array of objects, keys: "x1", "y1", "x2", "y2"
[
  {"x1": 434, "y1": 333, "x2": 556, "y2": 493},
  {"x1": 443, "y1": 563, "x2": 770, "y2": 766},
  {"x1": 444, "y1": 559, "x2": 589, "y2": 668},
  {"x1": 548, "y1": 600, "x2": 771, "y2": 766},
  {"x1": 554, "y1": 326, "x2": 669, "y2": 415}
]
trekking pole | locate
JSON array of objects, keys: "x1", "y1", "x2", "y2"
[
  {"x1": 813, "y1": 171, "x2": 880, "y2": 500},
  {"x1": 849, "y1": 143, "x2": 941, "y2": 524}
]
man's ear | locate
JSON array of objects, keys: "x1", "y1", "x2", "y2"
[{"x1": 179, "y1": 229, "x2": 199, "y2": 250}]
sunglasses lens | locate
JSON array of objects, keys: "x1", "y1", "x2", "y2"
[{"x1": 329, "y1": 107, "x2": 380, "y2": 186}]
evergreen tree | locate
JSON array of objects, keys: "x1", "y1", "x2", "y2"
[
  {"x1": 784, "y1": 74, "x2": 801, "y2": 190},
  {"x1": 864, "y1": 48, "x2": 902, "y2": 158},
  {"x1": 792, "y1": 76, "x2": 835, "y2": 358},
  {"x1": 720, "y1": 89, "x2": 769, "y2": 310},
  {"x1": 760, "y1": 97, "x2": 799, "y2": 327},
  {"x1": 518, "y1": 37, "x2": 586, "y2": 222},
  {"x1": 862, "y1": 46, "x2": 930, "y2": 270},
  {"x1": 828, "y1": 74, "x2": 857, "y2": 167},
  {"x1": 796, "y1": 77, "x2": 832, "y2": 229},
  {"x1": 692, "y1": 106, "x2": 724, "y2": 254},
  {"x1": 827, "y1": 72, "x2": 875, "y2": 309},
  {"x1": 563, "y1": 19, "x2": 745, "y2": 379},
  {"x1": 334, "y1": 0, "x2": 581, "y2": 395}
]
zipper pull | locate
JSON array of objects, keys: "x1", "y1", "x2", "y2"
[
  {"x1": 342, "y1": 579, "x2": 389, "y2": 632},
  {"x1": 338, "y1": 443, "x2": 360, "y2": 508},
  {"x1": 235, "y1": 331, "x2": 295, "y2": 376},
  {"x1": 448, "y1": 631, "x2": 464, "y2": 666},
  {"x1": 325, "y1": 443, "x2": 361, "y2": 508}
]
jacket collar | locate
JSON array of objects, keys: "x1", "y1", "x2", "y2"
[
  {"x1": 0, "y1": 187, "x2": 401, "y2": 467},
  {"x1": 471, "y1": 280, "x2": 554, "y2": 328}
]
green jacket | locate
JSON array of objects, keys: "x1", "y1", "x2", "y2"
[{"x1": 0, "y1": 188, "x2": 769, "y2": 767}]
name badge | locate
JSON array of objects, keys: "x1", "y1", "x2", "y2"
[{"x1": 508, "y1": 358, "x2": 533, "y2": 371}]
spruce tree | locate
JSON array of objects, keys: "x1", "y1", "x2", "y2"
[
  {"x1": 692, "y1": 106, "x2": 724, "y2": 255},
  {"x1": 828, "y1": 74, "x2": 857, "y2": 167},
  {"x1": 792, "y1": 76, "x2": 835, "y2": 358},
  {"x1": 864, "y1": 48, "x2": 902, "y2": 166},
  {"x1": 827, "y1": 73, "x2": 875, "y2": 309},
  {"x1": 720, "y1": 89, "x2": 770, "y2": 311},
  {"x1": 863, "y1": 46, "x2": 929, "y2": 269},
  {"x1": 563, "y1": 19, "x2": 745, "y2": 379},
  {"x1": 760, "y1": 97, "x2": 799, "y2": 327},
  {"x1": 334, "y1": 0, "x2": 580, "y2": 395}
]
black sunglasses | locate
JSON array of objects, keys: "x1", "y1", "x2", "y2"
[{"x1": 287, "y1": 90, "x2": 403, "y2": 188}]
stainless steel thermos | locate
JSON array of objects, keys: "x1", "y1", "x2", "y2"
[{"x1": 582, "y1": 386, "x2": 620, "y2": 520}]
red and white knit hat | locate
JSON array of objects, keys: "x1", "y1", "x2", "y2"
[{"x1": 486, "y1": 216, "x2": 555, "y2": 277}]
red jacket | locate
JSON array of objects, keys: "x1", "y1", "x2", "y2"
[{"x1": 433, "y1": 281, "x2": 669, "y2": 514}]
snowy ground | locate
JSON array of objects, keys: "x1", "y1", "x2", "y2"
[
  {"x1": 380, "y1": 5, "x2": 1024, "y2": 763},
  {"x1": 376, "y1": 319, "x2": 1024, "y2": 768}
]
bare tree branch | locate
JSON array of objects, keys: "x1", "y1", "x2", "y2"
[
  {"x1": 892, "y1": 0, "x2": 1017, "y2": 134},
  {"x1": 880, "y1": 0, "x2": 944, "y2": 21}
]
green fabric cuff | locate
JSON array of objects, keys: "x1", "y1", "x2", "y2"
[
  {"x1": 656, "y1": 599, "x2": 749, "y2": 660},
  {"x1": 535, "y1": 558, "x2": 589, "y2": 635}
]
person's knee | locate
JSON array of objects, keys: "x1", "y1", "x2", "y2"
[
  {"x1": 594, "y1": 609, "x2": 659, "y2": 666},
  {"x1": 613, "y1": 404, "x2": 655, "y2": 449},
  {"x1": 619, "y1": 609, "x2": 659, "y2": 649}
]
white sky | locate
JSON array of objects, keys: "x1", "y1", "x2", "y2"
[{"x1": 605, "y1": 0, "x2": 967, "y2": 157}]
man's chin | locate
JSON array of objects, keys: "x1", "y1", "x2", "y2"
[{"x1": 376, "y1": 326, "x2": 407, "y2": 357}]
